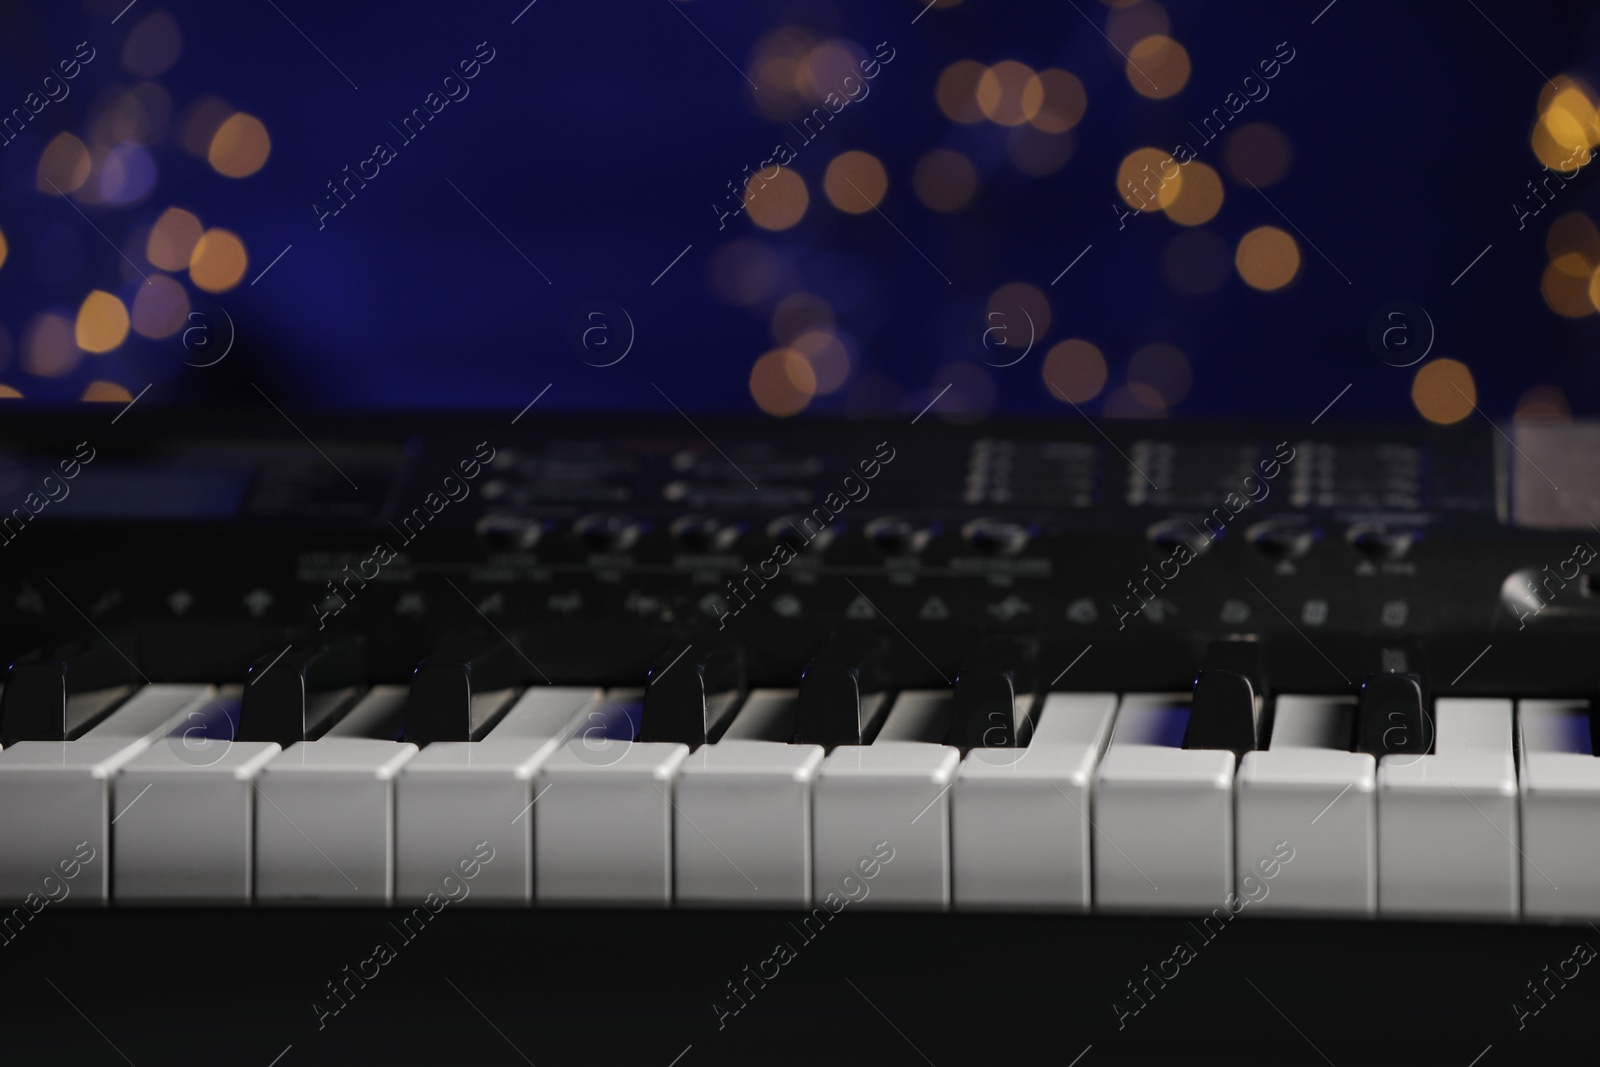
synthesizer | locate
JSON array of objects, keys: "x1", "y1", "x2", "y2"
[
  {"x1": 1, "y1": 411, "x2": 1598, "y2": 1065},
  {"x1": 0, "y1": 409, "x2": 1596, "y2": 920}
]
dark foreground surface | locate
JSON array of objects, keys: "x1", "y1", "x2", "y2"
[{"x1": 0, "y1": 906, "x2": 1588, "y2": 1066}]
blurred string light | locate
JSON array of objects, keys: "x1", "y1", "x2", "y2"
[
  {"x1": 1234, "y1": 225, "x2": 1299, "y2": 290},
  {"x1": 81, "y1": 380, "x2": 134, "y2": 402},
  {"x1": 749, "y1": 347, "x2": 816, "y2": 416},
  {"x1": 1531, "y1": 77, "x2": 1600, "y2": 171},
  {"x1": 708, "y1": 240, "x2": 793, "y2": 306},
  {"x1": 1515, "y1": 385, "x2": 1570, "y2": 421},
  {"x1": 1117, "y1": 147, "x2": 1182, "y2": 210},
  {"x1": 1128, "y1": 342, "x2": 1191, "y2": 407},
  {"x1": 1539, "y1": 211, "x2": 1600, "y2": 317},
  {"x1": 1163, "y1": 160, "x2": 1223, "y2": 225},
  {"x1": 74, "y1": 291, "x2": 130, "y2": 353},
  {"x1": 120, "y1": 10, "x2": 182, "y2": 78},
  {"x1": 0, "y1": 8, "x2": 276, "y2": 397},
  {"x1": 36, "y1": 132, "x2": 92, "y2": 194},
  {"x1": 823, "y1": 151, "x2": 888, "y2": 213},
  {"x1": 1104, "y1": 381, "x2": 1167, "y2": 417},
  {"x1": 1223, "y1": 123, "x2": 1292, "y2": 186},
  {"x1": 1412, "y1": 359, "x2": 1476, "y2": 425},
  {"x1": 207, "y1": 112, "x2": 271, "y2": 178},
  {"x1": 987, "y1": 282, "x2": 1052, "y2": 347},
  {"x1": 1106, "y1": 1, "x2": 1169, "y2": 50},
  {"x1": 977, "y1": 61, "x2": 1043, "y2": 126},
  {"x1": 132, "y1": 275, "x2": 190, "y2": 338},
  {"x1": 22, "y1": 314, "x2": 80, "y2": 378},
  {"x1": 190, "y1": 228, "x2": 248, "y2": 292},
  {"x1": 913, "y1": 148, "x2": 978, "y2": 212},
  {"x1": 936, "y1": 60, "x2": 987, "y2": 123},
  {"x1": 1043, "y1": 339, "x2": 1108, "y2": 403},
  {"x1": 1126, "y1": 35, "x2": 1189, "y2": 100},
  {"x1": 745, "y1": 167, "x2": 809, "y2": 230},
  {"x1": 146, "y1": 207, "x2": 203, "y2": 271}
]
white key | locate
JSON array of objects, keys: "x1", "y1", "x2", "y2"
[
  {"x1": 0, "y1": 685, "x2": 213, "y2": 905},
  {"x1": 951, "y1": 693, "x2": 1116, "y2": 910},
  {"x1": 1236, "y1": 695, "x2": 1374, "y2": 915},
  {"x1": 394, "y1": 686, "x2": 599, "y2": 904},
  {"x1": 1518, "y1": 699, "x2": 1600, "y2": 920},
  {"x1": 674, "y1": 690, "x2": 824, "y2": 908},
  {"x1": 813, "y1": 691, "x2": 960, "y2": 910},
  {"x1": 113, "y1": 699, "x2": 280, "y2": 903},
  {"x1": 535, "y1": 686, "x2": 687, "y2": 907},
  {"x1": 1094, "y1": 693, "x2": 1234, "y2": 911},
  {"x1": 255, "y1": 688, "x2": 418, "y2": 904},
  {"x1": 1378, "y1": 697, "x2": 1519, "y2": 919}
]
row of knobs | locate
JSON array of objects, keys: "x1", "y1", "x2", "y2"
[
  {"x1": 476, "y1": 514, "x2": 1031, "y2": 556},
  {"x1": 1146, "y1": 518, "x2": 1418, "y2": 561}
]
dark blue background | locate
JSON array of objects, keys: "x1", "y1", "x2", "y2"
[{"x1": 1, "y1": 0, "x2": 1597, "y2": 421}]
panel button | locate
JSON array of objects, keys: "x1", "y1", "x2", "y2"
[
  {"x1": 960, "y1": 518, "x2": 1029, "y2": 556},
  {"x1": 864, "y1": 517, "x2": 932, "y2": 555},
  {"x1": 1245, "y1": 521, "x2": 1318, "y2": 560},
  {"x1": 1347, "y1": 522, "x2": 1418, "y2": 561}
]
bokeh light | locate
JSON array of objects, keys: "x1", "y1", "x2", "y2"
[
  {"x1": 0, "y1": 385, "x2": 21, "y2": 399},
  {"x1": 75, "y1": 291, "x2": 130, "y2": 354},
  {"x1": 1043, "y1": 339, "x2": 1108, "y2": 403},
  {"x1": 1128, "y1": 342, "x2": 1192, "y2": 407},
  {"x1": 708, "y1": 240, "x2": 791, "y2": 307},
  {"x1": 132, "y1": 274, "x2": 190, "y2": 338},
  {"x1": 913, "y1": 149, "x2": 979, "y2": 212},
  {"x1": 22, "y1": 313, "x2": 81, "y2": 378},
  {"x1": 36, "y1": 133, "x2": 92, "y2": 195},
  {"x1": 208, "y1": 113, "x2": 271, "y2": 178},
  {"x1": 1104, "y1": 382, "x2": 1168, "y2": 418},
  {"x1": 1007, "y1": 126, "x2": 1074, "y2": 176},
  {"x1": 1117, "y1": 148, "x2": 1182, "y2": 210},
  {"x1": 937, "y1": 60, "x2": 988, "y2": 124},
  {"x1": 750, "y1": 348, "x2": 816, "y2": 416},
  {"x1": 1547, "y1": 211, "x2": 1600, "y2": 265},
  {"x1": 1163, "y1": 228, "x2": 1231, "y2": 296},
  {"x1": 748, "y1": 27, "x2": 815, "y2": 119},
  {"x1": 793, "y1": 330, "x2": 851, "y2": 394},
  {"x1": 0, "y1": 228, "x2": 7, "y2": 272},
  {"x1": 1411, "y1": 359, "x2": 1476, "y2": 424},
  {"x1": 772, "y1": 292, "x2": 835, "y2": 345},
  {"x1": 824, "y1": 151, "x2": 888, "y2": 213},
  {"x1": 987, "y1": 282, "x2": 1052, "y2": 347},
  {"x1": 977, "y1": 61, "x2": 1043, "y2": 126},
  {"x1": 1532, "y1": 82, "x2": 1600, "y2": 171},
  {"x1": 1224, "y1": 123, "x2": 1293, "y2": 187},
  {"x1": 1515, "y1": 385, "x2": 1570, "y2": 421},
  {"x1": 1541, "y1": 254, "x2": 1593, "y2": 317},
  {"x1": 1126, "y1": 35, "x2": 1189, "y2": 100},
  {"x1": 798, "y1": 39, "x2": 867, "y2": 105},
  {"x1": 121, "y1": 10, "x2": 183, "y2": 77},
  {"x1": 180, "y1": 96, "x2": 234, "y2": 156},
  {"x1": 82, "y1": 381, "x2": 135, "y2": 403},
  {"x1": 745, "y1": 167, "x2": 809, "y2": 231},
  {"x1": 1235, "y1": 226, "x2": 1299, "y2": 290},
  {"x1": 1164, "y1": 161, "x2": 1224, "y2": 225},
  {"x1": 147, "y1": 207, "x2": 204, "y2": 272},
  {"x1": 190, "y1": 228, "x2": 248, "y2": 292},
  {"x1": 1029, "y1": 69, "x2": 1087, "y2": 133},
  {"x1": 1107, "y1": 2, "x2": 1171, "y2": 50}
]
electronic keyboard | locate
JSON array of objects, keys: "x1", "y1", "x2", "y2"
[{"x1": 1, "y1": 410, "x2": 1597, "y2": 1064}]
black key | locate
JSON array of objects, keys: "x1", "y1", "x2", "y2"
[
  {"x1": 0, "y1": 639, "x2": 140, "y2": 746},
  {"x1": 1358, "y1": 670, "x2": 1431, "y2": 755},
  {"x1": 794, "y1": 629, "x2": 892, "y2": 747},
  {"x1": 404, "y1": 632, "x2": 531, "y2": 743},
  {"x1": 946, "y1": 636, "x2": 1036, "y2": 749},
  {"x1": 639, "y1": 641, "x2": 746, "y2": 745},
  {"x1": 237, "y1": 636, "x2": 365, "y2": 746},
  {"x1": 1185, "y1": 639, "x2": 1265, "y2": 753}
]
